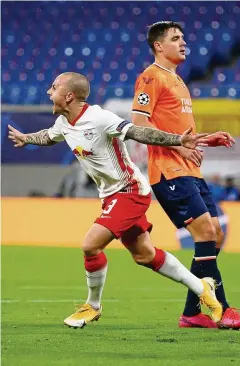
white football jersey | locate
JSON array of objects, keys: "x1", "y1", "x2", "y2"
[{"x1": 48, "y1": 104, "x2": 150, "y2": 198}]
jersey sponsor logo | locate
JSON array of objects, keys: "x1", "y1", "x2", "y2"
[
  {"x1": 116, "y1": 120, "x2": 131, "y2": 132},
  {"x1": 73, "y1": 146, "x2": 94, "y2": 158},
  {"x1": 180, "y1": 98, "x2": 192, "y2": 114},
  {"x1": 137, "y1": 92, "x2": 150, "y2": 106},
  {"x1": 142, "y1": 77, "x2": 154, "y2": 84},
  {"x1": 169, "y1": 185, "x2": 176, "y2": 191},
  {"x1": 83, "y1": 130, "x2": 94, "y2": 140},
  {"x1": 181, "y1": 106, "x2": 192, "y2": 113}
]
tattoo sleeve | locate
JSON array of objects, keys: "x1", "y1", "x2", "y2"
[
  {"x1": 125, "y1": 126, "x2": 182, "y2": 146},
  {"x1": 25, "y1": 129, "x2": 57, "y2": 146}
]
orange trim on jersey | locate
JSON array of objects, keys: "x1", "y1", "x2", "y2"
[{"x1": 69, "y1": 103, "x2": 89, "y2": 126}]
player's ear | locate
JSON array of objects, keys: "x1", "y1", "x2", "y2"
[
  {"x1": 153, "y1": 41, "x2": 163, "y2": 53},
  {"x1": 66, "y1": 92, "x2": 74, "y2": 103}
]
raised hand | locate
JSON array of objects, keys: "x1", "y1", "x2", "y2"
[
  {"x1": 8, "y1": 125, "x2": 27, "y2": 147},
  {"x1": 202, "y1": 131, "x2": 235, "y2": 148}
]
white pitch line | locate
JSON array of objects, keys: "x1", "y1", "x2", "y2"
[
  {"x1": 1, "y1": 299, "x2": 118, "y2": 303},
  {"x1": 18, "y1": 286, "x2": 240, "y2": 294},
  {"x1": 29, "y1": 299, "x2": 119, "y2": 303},
  {"x1": 1, "y1": 300, "x2": 19, "y2": 303},
  {"x1": 19, "y1": 285, "x2": 183, "y2": 292},
  {"x1": 20, "y1": 286, "x2": 87, "y2": 290},
  {"x1": 1, "y1": 298, "x2": 185, "y2": 303}
]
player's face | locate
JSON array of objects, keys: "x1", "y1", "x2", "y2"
[
  {"x1": 155, "y1": 28, "x2": 186, "y2": 64},
  {"x1": 47, "y1": 76, "x2": 69, "y2": 114}
]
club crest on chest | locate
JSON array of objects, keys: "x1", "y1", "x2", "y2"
[{"x1": 83, "y1": 130, "x2": 94, "y2": 140}]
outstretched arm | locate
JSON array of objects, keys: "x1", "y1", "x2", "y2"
[
  {"x1": 131, "y1": 113, "x2": 204, "y2": 166},
  {"x1": 25, "y1": 129, "x2": 56, "y2": 146},
  {"x1": 8, "y1": 125, "x2": 58, "y2": 147},
  {"x1": 126, "y1": 125, "x2": 182, "y2": 146},
  {"x1": 125, "y1": 125, "x2": 208, "y2": 149}
]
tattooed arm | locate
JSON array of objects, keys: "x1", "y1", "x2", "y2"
[
  {"x1": 131, "y1": 114, "x2": 203, "y2": 166},
  {"x1": 25, "y1": 129, "x2": 57, "y2": 146},
  {"x1": 125, "y1": 125, "x2": 182, "y2": 146},
  {"x1": 8, "y1": 125, "x2": 58, "y2": 147},
  {"x1": 125, "y1": 125, "x2": 208, "y2": 149}
]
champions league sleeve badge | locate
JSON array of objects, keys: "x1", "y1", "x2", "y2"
[{"x1": 137, "y1": 92, "x2": 150, "y2": 106}]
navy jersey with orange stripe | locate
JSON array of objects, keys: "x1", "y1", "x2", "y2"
[{"x1": 132, "y1": 62, "x2": 202, "y2": 185}]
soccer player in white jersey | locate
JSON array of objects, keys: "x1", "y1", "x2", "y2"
[{"x1": 8, "y1": 72, "x2": 229, "y2": 329}]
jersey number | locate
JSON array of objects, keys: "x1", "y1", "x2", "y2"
[{"x1": 102, "y1": 199, "x2": 118, "y2": 214}]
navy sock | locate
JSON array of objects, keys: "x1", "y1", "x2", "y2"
[
  {"x1": 183, "y1": 241, "x2": 218, "y2": 317},
  {"x1": 215, "y1": 247, "x2": 230, "y2": 311},
  {"x1": 194, "y1": 241, "x2": 218, "y2": 278},
  {"x1": 214, "y1": 268, "x2": 230, "y2": 311},
  {"x1": 183, "y1": 258, "x2": 201, "y2": 316}
]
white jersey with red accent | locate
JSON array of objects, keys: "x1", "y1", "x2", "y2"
[{"x1": 48, "y1": 104, "x2": 150, "y2": 198}]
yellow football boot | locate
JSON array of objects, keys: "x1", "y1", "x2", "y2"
[
  {"x1": 64, "y1": 303, "x2": 102, "y2": 329},
  {"x1": 200, "y1": 277, "x2": 223, "y2": 323}
]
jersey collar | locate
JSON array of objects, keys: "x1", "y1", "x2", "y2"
[
  {"x1": 153, "y1": 62, "x2": 176, "y2": 75},
  {"x1": 69, "y1": 103, "x2": 89, "y2": 126}
]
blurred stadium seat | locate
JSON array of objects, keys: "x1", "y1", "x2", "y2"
[{"x1": 2, "y1": 1, "x2": 240, "y2": 104}]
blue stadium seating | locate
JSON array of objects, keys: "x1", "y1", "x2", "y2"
[{"x1": 2, "y1": 1, "x2": 240, "y2": 104}]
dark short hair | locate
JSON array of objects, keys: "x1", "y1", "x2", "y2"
[{"x1": 147, "y1": 21, "x2": 184, "y2": 52}]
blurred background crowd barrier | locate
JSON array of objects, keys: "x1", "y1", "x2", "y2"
[
  {"x1": 2, "y1": 198, "x2": 240, "y2": 252},
  {"x1": 1, "y1": 1, "x2": 240, "y2": 250}
]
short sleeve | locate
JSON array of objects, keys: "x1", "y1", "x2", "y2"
[
  {"x1": 98, "y1": 109, "x2": 133, "y2": 141},
  {"x1": 132, "y1": 74, "x2": 162, "y2": 118},
  {"x1": 47, "y1": 116, "x2": 65, "y2": 142}
]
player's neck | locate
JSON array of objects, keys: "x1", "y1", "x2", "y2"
[
  {"x1": 62, "y1": 103, "x2": 87, "y2": 124},
  {"x1": 154, "y1": 58, "x2": 178, "y2": 74}
]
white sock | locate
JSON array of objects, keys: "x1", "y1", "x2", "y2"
[
  {"x1": 158, "y1": 252, "x2": 204, "y2": 295},
  {"x1": 86, "y1": 265, "x2": 108, "y2": 309}
]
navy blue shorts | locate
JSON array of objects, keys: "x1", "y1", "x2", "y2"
[{"x1": 151, "y1": 175, "x2": 218, "y2": 229}]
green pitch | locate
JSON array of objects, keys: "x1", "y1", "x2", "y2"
[{"x1": 2, "y1": 246, "x2": 240, "y2": 366}]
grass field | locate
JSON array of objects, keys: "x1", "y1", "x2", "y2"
[{"x1": 2, "y1": 246, "x2": 240, "y2": 366}]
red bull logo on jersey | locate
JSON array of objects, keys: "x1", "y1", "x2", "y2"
[{"x1": 73, "y1": 146, "x2": 94, "y2": 158}]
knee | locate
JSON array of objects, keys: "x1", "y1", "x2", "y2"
[
  {"x1": 82, "y1": 241, "x2": 99, "y2": 257},
  {"x1": 199, "y1": 222, "x2": 217, "y2": 242},
  {"x1": 204, "y1": 224, "x2": 216, "y2": 241},
  {"x1": 216, "y1": 227, "x2": 224, "y2": 247}
]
